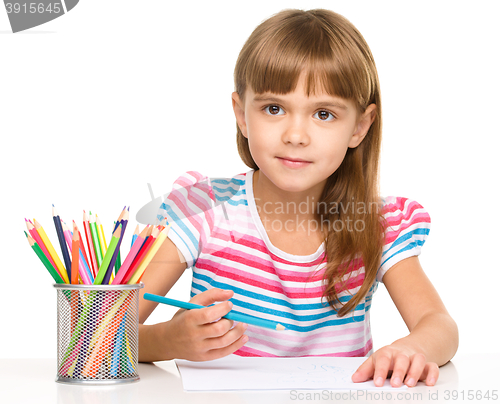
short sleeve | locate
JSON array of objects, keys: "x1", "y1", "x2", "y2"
[
  {"x1": 157, "y1": 171, "x2": 216, "y2": 268},
  {"x1": 376, "y1": 196, "x2": 431, "y2": 283}
]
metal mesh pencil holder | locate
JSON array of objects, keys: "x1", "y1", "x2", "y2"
[{"x1": 54, "y1": 283, "x2": 144, "y2": 385}]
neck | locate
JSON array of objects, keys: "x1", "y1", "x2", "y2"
[{"x1": 252, "y1": 169, "x2": 325, "y2": 222}]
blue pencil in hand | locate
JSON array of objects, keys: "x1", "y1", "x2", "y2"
[{"x1": 143, "y1": 293, "x2": 286, "y2": 331}]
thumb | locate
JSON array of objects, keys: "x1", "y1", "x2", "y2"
[{"x1": 189, "y1": 288, "x2": 234, "y2": 307}]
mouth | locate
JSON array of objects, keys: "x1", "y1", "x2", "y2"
[
  {"x1": 277, "y1": 156, "x2": 312, "y2": 163},
  {"x1": 276, "y1": 156, "x2": 312, "y2": 168}
]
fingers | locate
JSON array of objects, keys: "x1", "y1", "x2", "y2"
[
  {"x1": 353, "y1": 347, "x2": 440, "y2": 388},
  {"x1": 205, "y1": 321, "x2": 249, "y2": 350},
  {"x1": 390, "y1": 354, "x2": 410, "y2": 387},
  {"x1": 422, "y1": 362, "x2": 439, "y2": 386},
  {"x1": 351, "y1": 356, "x2": 373, "y2": 383},
  {"x1": 190, "y1": 288, "x2": 234, "y2": 307},
  {"x1": 373, "y1": 355, "x2": 392, "y2": 387},
  {"x1": 202, "y1": 326, "x2": 249, "y2": 361},
  {"x1": 403, "y1": 353, "x2": 426, "y2": 387},
  {"x1": 188, "y1": 288, "x2": 235, "y2": 326}
]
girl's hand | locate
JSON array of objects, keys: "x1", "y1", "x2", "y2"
[
  {"x1": 351, "y1": 341, "x2": 439, "y2": 388},
  {"x1": 159, "y1": 288, "x2": 249, "y2": 361}
]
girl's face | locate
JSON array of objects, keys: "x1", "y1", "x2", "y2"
[{"x1": 232, "y1": 72, "x2": 376, "y2": 199}]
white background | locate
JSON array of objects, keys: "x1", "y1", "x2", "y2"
[{"x1": 1, "y1": 0, "x2": 499, "y2": 359}]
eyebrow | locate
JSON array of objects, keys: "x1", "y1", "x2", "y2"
[{"x1": 252, "y1": 95, "x2": 348, "y2": 110}]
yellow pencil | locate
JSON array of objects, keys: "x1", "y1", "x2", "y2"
[
  {"x1": 96, "y1": 215, "x2": 107, "y2": 253},
  {"x1": 127, "y1": 224, "x2": 171, "y2": 284},
  {"x1": 33, "y1": 219, "x2": 69, "y2": 283}
]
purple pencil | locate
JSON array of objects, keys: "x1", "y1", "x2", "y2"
[{"x1": 102, "y1": 210, "x2": 129, "y2": 284}]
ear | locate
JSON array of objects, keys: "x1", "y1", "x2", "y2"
[
  {"x1": 232, "y1": 92, "x2": 248, "y2": 138},
  {"x1": 348, "y1": 104, "x2": 377, "y2": 148}
]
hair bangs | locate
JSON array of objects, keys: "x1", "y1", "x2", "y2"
[{"x1": 236, "y1": 9, "x2": 374, "y2": 110}]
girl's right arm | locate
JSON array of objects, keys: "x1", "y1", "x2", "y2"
[{"x1": 138, "y1": 237, "x2": 249, "y2": 362}]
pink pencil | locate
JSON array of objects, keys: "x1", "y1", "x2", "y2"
[{"x1": 111, "y1": 225, "x2": 149, "y2": 285}]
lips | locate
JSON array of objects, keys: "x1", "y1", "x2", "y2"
[{"x1": 277, "y1": 156, "x2": 312, "y2": 168}]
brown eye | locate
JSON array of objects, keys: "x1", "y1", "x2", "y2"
[
  {"x1": 314, "y1": 110, "x2": 334, "y2": 121},
  {"x1": 265, "y1": 105, "x2": 283, "y2": 115}
]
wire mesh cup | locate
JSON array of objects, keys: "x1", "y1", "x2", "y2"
[{"x1": 54, "y1": 283, "x2": 144, "y2": 385}]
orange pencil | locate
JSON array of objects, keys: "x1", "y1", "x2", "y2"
[{"x1": 71, "y1": 223, "x2": 80, "y2": 284}]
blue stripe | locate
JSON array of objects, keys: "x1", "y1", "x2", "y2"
[
  {"x1": 383, "y1": 228, "x2": 429, "y2": 258},
  {"x1": 380, "y1": 240, "x2": 425, "y2": 269},
  {"x1": 160, "y1": 203, "x2": 198, "y2": 248},
  {"x1": 210, "y1": 178, "x2": 245, "y2": 186},
  {"x1": 158, "y1": 207, "x2": 197, "y2": 266},
  {"x1": 226, "y1": 198, "x2": 248, "y2": 206},
  {"x1": 212, "y1": 184, "x2": 244, "y2": 198},
  {"x1": 191, "y1": 281, "x2": 367, "y2": 332},
  {"x1": 191, "y1": 275, "x2": 367, "y2": 318}
]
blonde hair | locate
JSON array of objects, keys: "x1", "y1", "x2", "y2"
[{"x1": 234, "y1": 9, "x2": 387, "y2": 317}]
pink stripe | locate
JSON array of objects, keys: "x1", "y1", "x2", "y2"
[
  {"x1": 204, "y1": 243, "x2": 328, "y2": 282},
  {"x1": 234, "y1": 339, "x2": 372, "y2": 357},
  {"x1": 249, "y1": 324, "x2": 366, "y2": 343},
  {"x1": 384, "y1": 212, "x2": 430, "y2": 245},
  {"x1": 234, "y1": 346, "x2": 278, "y2": 357},
  {"x1": 197, "y1": 259, "x2": 365, "y2": 298},
  {"x1": 247, "y1": 334, "x2": 367, "y2": 354}
]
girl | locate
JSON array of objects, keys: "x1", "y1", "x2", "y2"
[{"x1": 138, "y1": 9, "x2": 458, "y2": 388}]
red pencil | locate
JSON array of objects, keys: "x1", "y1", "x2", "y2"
[
  {"x1": 75, "y1": 220, "x2": 91, "y2": 271},
  {"x1": 121, "y1": 226, "x2": 159, "y2": 284},
  {"x1": 71, "y1": 224, "x2": 80, "y2": 284}
]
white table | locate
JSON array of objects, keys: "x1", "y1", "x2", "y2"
[{"x1": 1, "y1": 353, "x2": 498, "y2": 403}]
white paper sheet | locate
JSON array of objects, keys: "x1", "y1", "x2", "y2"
[{"x1": 175, "y1": 355, "x2": 408, "y2": 391}]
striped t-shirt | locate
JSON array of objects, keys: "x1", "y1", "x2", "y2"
[{"x1": 157, "y1": 170, "x2": 431, "y2": 358}]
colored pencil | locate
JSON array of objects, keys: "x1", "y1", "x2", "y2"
[
  {"x1": 103, "y1": 210, "x2": 128, "y2": 284},
  {"x1": 89, "y1": 212, "x2": 103, "y2": 269},
  {"x1": 71, "y1": 225, "x2": 80, "y2": 284},
  {"x1": 77, "y1": 225, "x2": 91, "y2": 275},
  {"x1": 131, "y1": 224, "x2": 139, "y2": 248},
  {"x1": 25, "y1": 232, "x2": 65, "y2": 283},
  {"x1": 53, "y1": 205, "x2": 72, "y2": 281},
  {"x1": 83, "y1": 210, "x2": 97, "y2": 278},
  {"x1": 143, "y1": 293, "x2": 286, "y2": 331},
  {"x1": 33, "y1": 219, "x2": 69, "y2": 283},
  {"x1": 96, "y1": 215, "x2": 107, "y2": 253},
  {"x1": 94, "y1": 224, "x2": 122, "y2": 285},
  {"x1": 61, "y1": 221, "x2": 93, "y2": 285},
  {"x1": 121, "y1": 226, "x2": 159, "y2": 284},
  {"x1": 112, "y1": 225, "x2": 149, "y2": 284},
  {"x1": 26, "y1": 219, "x2": 60, "y2": 277},
  {"x1": 127, "y1": 225, "x2": 171, "y2": 284}
]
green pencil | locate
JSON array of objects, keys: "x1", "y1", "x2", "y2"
[
  {"x1": 89, "y1": 212, "x2": 103, "y2": 268},
  {"x1": 25, "y1": 231, "x2": 65, "y2": 283},
  {"x1": 94, "y1": 224, "x2": 122, "y2": 285}
]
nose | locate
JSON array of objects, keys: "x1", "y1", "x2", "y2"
[{"x1": 281, "y1": 116, "x2": 310, "y2": 146}]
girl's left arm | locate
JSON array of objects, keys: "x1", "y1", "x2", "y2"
[{"x1": 352, "y1": 256, "x2": 459, "y2": 388}]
